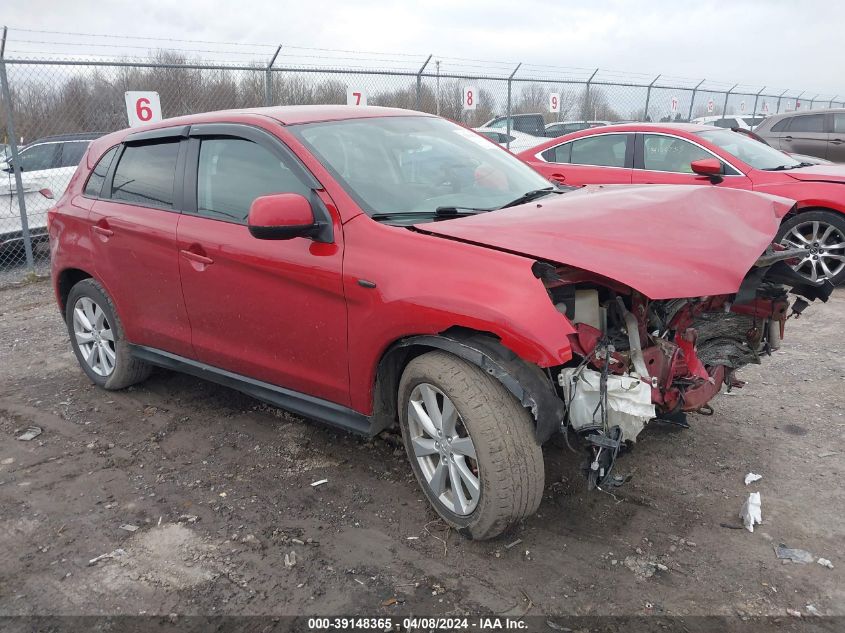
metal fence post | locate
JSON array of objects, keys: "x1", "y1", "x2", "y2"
[
  {"x1": 722, "y1": 83, "x2": 737, "y2": 116},
  {"x1": 687, "y1": 79, "x2": 704, "y2": 121},
  {"x1": 264, "y1": 45, "x2": 281, "y2": 106},
  {"x1": 0, "y1": 27, "x2": 34, "y2": 271},
  {"x1": 505, "y1": 63, "x2": 521, "y2": 150},
  {"x1": 830, "y1": 96, "x2": 838, "y2": 109},
  {"x1": 795, "y1": 91, "x2": 805, "y2": 111},
  {"x1": 751, "y1": 86, "x2": 765, "y2": 120},
  {"x1": 415, "y1": 54, "x2": 432, "y2": 111},
  {"x1": 583, "y1": 68, "x2": 598, "y2": 120},
  {"x1": 776, "y1": 89, "x2": 788, "y2": 114},
  {"x1": 643, "y1": 74, "x2": 660, "y2": 121},
  {"x1": 808, "y1": 93, "x2": 819, "y2": 110}
]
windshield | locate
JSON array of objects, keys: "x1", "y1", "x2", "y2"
[
  {"x1": 696, "y1": 129, "x2": 802, "y2": 170},
  {"x1": 290, "y1": 116, "x2": 553, "y2": 216}
]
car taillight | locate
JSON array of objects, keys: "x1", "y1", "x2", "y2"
[{"x1": 39, "y1": 188, "x2": 54, "y2": 199}]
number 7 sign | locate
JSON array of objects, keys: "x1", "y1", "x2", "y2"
[
  {"x1": 346, "y1": 89, "x2": 367, "y2": 106},
  {"x1": 124, "y1": 91, "x2": 162, "y2": 127}
]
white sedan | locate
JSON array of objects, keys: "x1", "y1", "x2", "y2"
[{"x1": 473, "y1": 127, "x2": 547, "y2": 153}]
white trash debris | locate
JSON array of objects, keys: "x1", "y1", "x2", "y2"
[
  {"x1": 87, "y1": 548, "x2": 126, "y2": 566},
  {"x1": 740, "y1": 492, "x2": 762, "y2": 532},
  {"x1": 775, "y1": 545, "x2": 814, "y2": 564},
  {"x1": 16, "y1": 426, "x2": 42, "y2": 441},
  {"x1": 817, "y1": 557, "x2": 834, "y2": 569},
  {"x1": 284, "y1": 550, "x2": 297, "y2": 568},
  {"x1": 310, "y1": 479, "x2": 328, "y2": 488},
  {"x1": 744, "y1": 473, "x2": 763, "y2": 485},
  {"x1": 119, "y1": 524, "x2": 139, "y2": 533}
]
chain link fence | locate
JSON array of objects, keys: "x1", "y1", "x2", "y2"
[{"x1": 2, "y1": 35, "x2": 843, "y2": 282}]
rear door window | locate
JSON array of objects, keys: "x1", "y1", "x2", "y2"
[
  {"x1": 110, "y1": 141, "x2": 180, "y2": 210},
  {"x1": 833, "y1": 114, "x2": 845, "y2": 134},
  {"x1": 196, "y1": 137, "x2": 311, "y2": 224},
  {"x1": 58, "y1": 141, "x2": 89, "y2": 168},
  {"x1": 542, "y1": 142, "x2": 572, "y2": 163},
  {"x1": 569, "y1": 135, "x2": 628, "y2": 167},
  {"x1": 770, "y1": 119, "x2": 791, "y2": 133},
  {"x1": 788, "y1": 114, "x2": 825, "y2": 133}
]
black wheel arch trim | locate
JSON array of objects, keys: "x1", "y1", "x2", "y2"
[{"x1": 373, "y1": 333, "x2": 565, "y2": 443}]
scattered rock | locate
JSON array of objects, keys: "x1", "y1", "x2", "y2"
[
  {"x1": 775, "y1": 545, "x2": 814, "y2": 564},
  {"x1": 119, "y1": 524, "x2": 139, "y2": 533},
  {"x1": 817, "y1": 558, "x2": 833, "y2": 569}
]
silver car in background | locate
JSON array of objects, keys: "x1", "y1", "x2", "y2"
[{"x1": 755, "y1": 109, "x2": 845, "y2": 163}]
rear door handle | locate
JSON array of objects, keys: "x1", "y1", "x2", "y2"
[
  {"x1": 180, "y1": 249, "x2": 214, "y2": 266},
  {"x1": 783, "y1": 136, "x2": 793, "y2": 142},
  {"x1": 92, "y1": 226, "x2": 114, "y2": 237},
  {"x1": 832, "y1": 139, "x2": 843, "y2": 145}
]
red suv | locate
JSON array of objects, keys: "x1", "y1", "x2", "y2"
[{"x1": 49, "y1": 107, "x2": 830, "y2": 539}]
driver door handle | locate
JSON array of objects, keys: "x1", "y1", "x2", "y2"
[{"x1": 180, "y1": 249, "x2": 214, "y2": 266}]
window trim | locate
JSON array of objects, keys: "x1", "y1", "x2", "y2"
[
  {"x1": 533, "y1": 132, "x2": 635, "y2": 169},
  {"x1": 183, "y1": 123, "x2": 331, "y2": 234},
  {"x1": 634, "y1": 132, "x2": 744, "y2": 176},
  {"x1": 102, "y1": 137, "x2": 188, "y2": 213}
]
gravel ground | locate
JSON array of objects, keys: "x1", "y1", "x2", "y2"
[{"x1": 0, "y1": 278, "x2": 843, "y2": 621}]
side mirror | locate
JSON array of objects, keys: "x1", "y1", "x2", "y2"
[
  {"x1": 247, "y1": 193, "x2": 329, "y2": 241},
  {"x1": 0, "y1": 160, "x2": 10, "y2": 172},
  {"x1": 690, "y1": 158, "x2": 724, "y2": 182}
]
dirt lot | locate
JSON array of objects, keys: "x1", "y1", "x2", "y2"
[{"x1": 0, "y1": 277, "x2": 843, "y2": 621}]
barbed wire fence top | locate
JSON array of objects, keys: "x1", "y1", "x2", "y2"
[{"x1": 1, "y1": 26, "x2": 843, "y2": 279}]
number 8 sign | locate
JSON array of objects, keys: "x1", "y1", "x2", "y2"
[
  {"x1": 125, "y1": 91, "x2": 162, "y2": 128},
  {"x1": 463, "y1": 86, "x2": 477, "y2": 111}
]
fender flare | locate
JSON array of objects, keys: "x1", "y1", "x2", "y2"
[{"x1": 375, "y1": 332, "x2": 565, "y2": 443}]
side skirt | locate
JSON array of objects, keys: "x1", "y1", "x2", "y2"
[{"x1": 128, "y1": 345, "x2": 372, "y2": 436}]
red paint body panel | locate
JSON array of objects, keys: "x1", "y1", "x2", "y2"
[
  {"x1": 415, "y1": 185, "x2": 792, "y2": 300},
  {"x1": 342, "y1": 215, "x2": 576, "y2": 413},
  {"x1": 518, "y1": 124, "x2": 845, "y2": 215}
]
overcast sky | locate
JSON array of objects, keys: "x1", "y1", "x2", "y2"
[{"x1": 5, "y1": 0, "x2": 844, "y2": 96}]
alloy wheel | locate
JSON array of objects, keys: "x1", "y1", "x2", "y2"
[
  {"x1": 407, "y1": 383, "x2": 481, "y2": 516},
  {"x1": 72, "y1": 296, "x2": 116, "y2": 377},
  {"x1": 780, "y1": 219, "x2": 845, "y2": 282}
]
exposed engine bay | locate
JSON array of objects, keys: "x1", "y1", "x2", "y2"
[{"x1": 537, "y1": 247, "x2": 833, "y2": 490}]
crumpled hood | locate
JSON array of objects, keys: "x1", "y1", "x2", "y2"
[
  {"x1": 785, "y1": 164, "x2": 845, "y2": 183},
  {"x1": 415, "y1": 185, "x2": 794, "y2": 300}
]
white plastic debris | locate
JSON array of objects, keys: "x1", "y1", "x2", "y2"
[
  {"x1": 119, "y1": 524, "x2": 139, "y2": 533},
  {"x1": 16, "y1": 426, "x2": 42, "y2": 441},
  {"x1": 744, "y1": 473, "x2": 763, "y2": 485},
  {"x1": 284, "y1": 551, "x2": 297, "y2": 568},
  {"x1": 310, "y1": 479, "x2": 328, "y2": 488},
  {"x1": 817, "y1": 558, "x2": 834, "y2": 569},
  {"x1": 87, "y1": 548, "x2": 126, "y2": 566},
  {"x1": 740, "y1": 492, "x2": 762, "y2": 532},
  {"x1": 775, "y1": 545, "x2": 814, "y2": 563},
  {"x1": 559, "y1": 368, "x2": 656, "y2": 442}
]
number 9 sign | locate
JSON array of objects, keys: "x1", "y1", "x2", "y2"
[
  {"x1": 549, "y1": 93, "x2": 560, "y2": 113},
  {"x1": 463, "y1": 86, "x2": 477, "y2": 111},
  {"x1": 124, "y1": 91, "x2": 162, "y2": 128}
]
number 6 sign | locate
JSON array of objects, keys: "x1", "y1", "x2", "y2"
[
  {"x1": 125, "y1": 91, "x2": 162, "y2": 128},
  {"x1": 463, "y1": 86, "x2": 477, "y2": 111}
]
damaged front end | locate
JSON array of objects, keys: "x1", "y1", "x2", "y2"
[{"x1": 536, "y1": 246, "x2": 833, "y2": 490}]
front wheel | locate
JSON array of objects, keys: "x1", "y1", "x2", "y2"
[
  {"x1": 776, "y1": 210, "x2": 845, "y2": 285},
  {"x1": 398, "y1": 351, "x2": 544, "y2": 540}
]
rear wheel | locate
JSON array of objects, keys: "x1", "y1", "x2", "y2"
[
  {"x1": 398, "y1": 351, "x2": 544, "y2": 540},
  {"x1": 65, "y1": 279, "x2": 152, "y2": 390},
  {"x1": 776, "y1": 210, "x2": 845, "y2": 285}
]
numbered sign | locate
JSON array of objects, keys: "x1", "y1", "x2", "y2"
[
  {"x1": 670, "y1": 96, "x2": 679, "y2": 112},
  {"x1": 549, "y1": 93, "x2": 561, "y2": 113},
  {"x1": 462, "y1": 86, "x2": 477, "y2": 111},
  {"x1": 739, "y1": 100, "x2": 746, "y2": 113},
  {"x1": 707, "y1": 99, "x2": 715, "y2": 113},
  {"x1": 795, "y1": 100, "x2": 801, "y2": 110},
  {"x1": 762, "y1": 102, "x2": 769, "y2": 114},
  {"x1": 124, "y1": 91, "x2": 162, "y2": 128},
  {"x1": 346, "y1": 89, "x2": 367, "y2": 106}
]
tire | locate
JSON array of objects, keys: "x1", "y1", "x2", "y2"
[
  {"x1": 398, "y1": 351, "x2": 544, "y2": 540},
  {"x1": 65, "y1": 278, "x2": 152, "y2": 390},
  {"x1": 776, "y1": 210, "x2": 845, "y2": 285}
]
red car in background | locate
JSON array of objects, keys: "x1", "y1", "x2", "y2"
[{"x1": 518, "y1": 124, "x2": 845, "y2": 284}]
